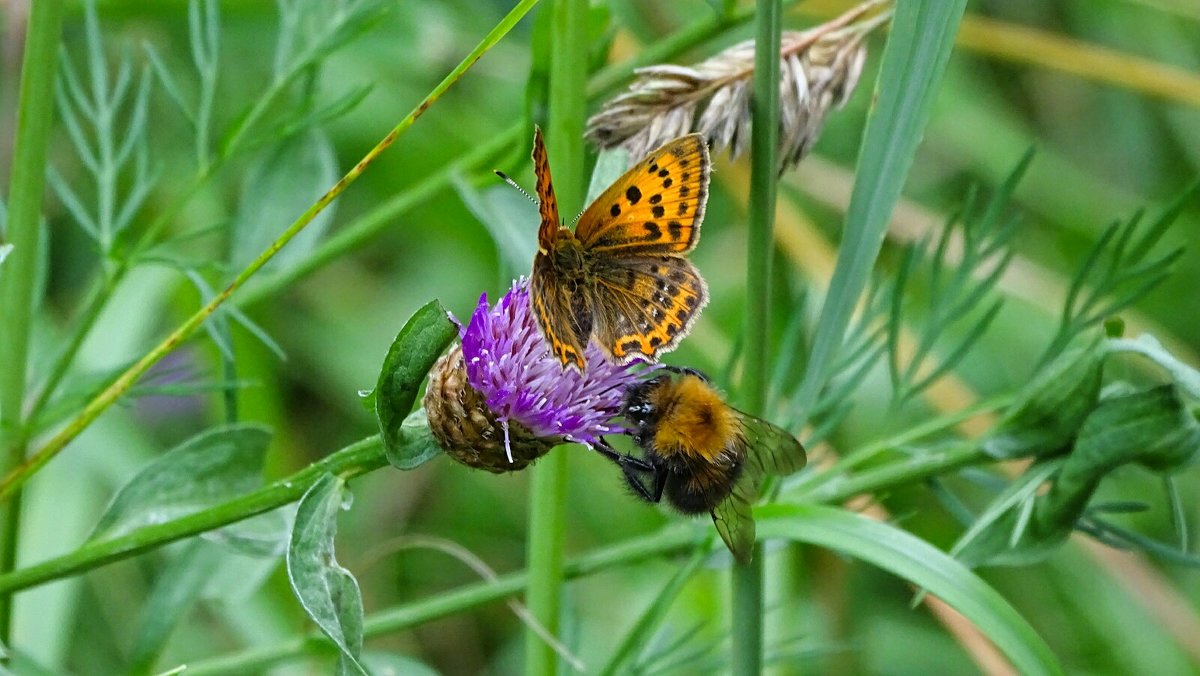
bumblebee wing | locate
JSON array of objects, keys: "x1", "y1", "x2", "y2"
[
  {"x1": 711, "y1": 480, "x2": 758, "y2": 565},
  {"x1": 735, "y1": 411, "x2": 807, "y2": 495}
]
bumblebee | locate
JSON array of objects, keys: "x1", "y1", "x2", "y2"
[{"x1": 596, "y1": 367, "x2": 806, "y2": 563}]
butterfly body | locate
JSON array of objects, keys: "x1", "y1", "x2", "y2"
[{"x1": 528, "y1": 127, "x2": 711, "y2": 369}]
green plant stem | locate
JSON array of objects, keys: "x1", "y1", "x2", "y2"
[
  {"x1": 788, "y1": 393, "x2": 1012, "y2": 495},
  {"x1": 0, "y1": 0, "x2": 540, "y2": 505},
  {"x1": 733, "y1": 1, "x2": 782, "y2": 674},
  {"x1": 0, "y1": 435, "x2": 384, "y2": 597},
  {"x1": 0, "y1": 0, "x2": 65, "y2": 642},
  {"x1": 0, "y1": 395, "x2": 999, "y2": 600},
  {"x1": 236, "y1": 128, "x2": 518, "y2": 308},
  {"x1": 801, "y1": 442, "x2": 986, "y2": 504},
  {"x1": 184, "y1": 524, "x2": 702, "y2": 675},
  {"x1": 524, "y1": 1, "x2": 586, "y2": 673}
]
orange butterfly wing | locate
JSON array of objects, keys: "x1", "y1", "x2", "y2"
[
  {"x1": 532, "y1": 126, "x2": 560, "y2": 251},
  {"x1": 589, "y1": 255, "x2": 709, "y2": 363},
  {"x1": 529, "y1": 127, "x2": 589, "y2": 369},
  {"x1": 575, "y1": 134, "x2": 709, "y2": 255},
  {"x1": 527, "y1": 129, "x2": 712, "y2": 368}
]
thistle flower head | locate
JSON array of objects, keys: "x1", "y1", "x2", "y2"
[{"x1": 425, "y1": 280, "x2": 641, "y2": 472}]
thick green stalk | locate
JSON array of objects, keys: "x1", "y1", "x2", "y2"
[
  {"x1": 0, "y1": 0, "x2": 540, "y2": 504},
  {"x1": 0, "y1": 436, "x2": 384, "y2": 596},
  {"x1": 524, "y1": 1, "x2": 586, "y2": 673},
  {"x1": 0, "y1": 0, "x2": 65, "y2": 642},
  {"x1": 733, "y1": 1, "x2": 782, "y2": 674}
]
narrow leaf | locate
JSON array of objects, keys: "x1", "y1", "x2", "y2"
[
  {"x1": 287, "y1": 473, "x2": 366, "y2": 675},
  {"x1": 796, "y1": 0, "x2": 969, "y2": 417},
  {"x1": 90, "y1": 424, "x2": 271, "y2": 541},
  {"x1": 756, "y1": 503, "x2": 1064, "y2": 675},
  {"x1": 230, "y1": 127, "x2": 338, "y2": 273}
]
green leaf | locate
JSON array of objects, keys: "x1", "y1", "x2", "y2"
[
  {"x1": 90, "y1": 424, "x2": 271, "y2": 542},
  {"x1": 287, "y1": 473, "x2": 366, "y2": 676},
  {"x1": 128, "y1": 540, "x2": 221, "y2": 675},
  {"x1": 452, "y1": 172, "x2": 538, "y2": 279},
  {"x1": 951, "y1": 460, "x2": 1066, "y2": 568},
  {"x1": 373, "y1": 300, "x2": 457, "y2": 459},
  {"x1": 585, "y1": 146, "x2": 629, "y2": 203},
  {"x1": 230, "y1": 127, "x2": 338, "y2": 274},
  {"x1": 983, "y1": 338, "x2": 1105, "y2": 459},
  {"x1": 1108, "y1": 334, "x2": 1200, "y2": 401},
  {"x1": 385, "y1": 408, "x2": 443, "y2": 470},
  {"x1": 756, "y1": 504, "x2": 1064, "y2": 676},
  {"x1": 360, "y1": 653, "x2": 439, "y2": 676},
  {"x1": 794, "y1": 0, "x2": 969, "y2": 418}
]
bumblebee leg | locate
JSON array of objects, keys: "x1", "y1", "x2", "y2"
[{"x1": 594, "y1": 438, "x2": 663, "y2": 504}]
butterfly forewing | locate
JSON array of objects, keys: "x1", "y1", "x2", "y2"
[
  {"x1": 589, "y1": 255, "x2": 709, "y2": 363},
  {"x1": 532, "y1": 127, "x2": 560, "y2": 250},
  {"x1": 575, "y1": 134, "x2": 709, "y2": 256}
]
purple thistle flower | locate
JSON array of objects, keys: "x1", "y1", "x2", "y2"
[{"x1": 455, "y1": 279, "x2": 641, "y2": 463}]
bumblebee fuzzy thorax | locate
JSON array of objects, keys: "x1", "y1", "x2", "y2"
[{"x1": 626, "y1": 373, "x2": 744, "y2": 465}]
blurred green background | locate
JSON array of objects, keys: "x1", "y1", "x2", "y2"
[{"x1": 3, "y1": 0, "x2": 1200, "y2": 673}]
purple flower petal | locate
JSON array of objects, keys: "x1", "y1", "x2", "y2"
[{"x1": 459, "y1": 279, "x2": 638, "y2": 448}]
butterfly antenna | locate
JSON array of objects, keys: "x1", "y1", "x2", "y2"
[{"x1": 494, "y1": 170, "x2": 538, "y2": 205}]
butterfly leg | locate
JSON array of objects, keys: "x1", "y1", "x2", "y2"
[{"x1": 594, "y1": 437, "x2": 666, "y2": 504}]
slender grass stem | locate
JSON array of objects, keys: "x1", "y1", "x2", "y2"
[
  {"x1": 524, "y1": 1, "x2": 586, "y2": 673},
  {"x1": 0, "y1": 0, "x2": 540, "y2": 504},
  {"x1": 0, "y1": 0, "x2": 66, "y2": 641},
  {"x1": 732, "y1": 1, "x2": 782, "y2": 674}
]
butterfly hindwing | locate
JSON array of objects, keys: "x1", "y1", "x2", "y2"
[
  {"x1": 530, "y1": 253, "x2": 591, "y2": 370},
  {"x1": 575, "y1": 134, "x2": 710, "y2": 256},
  {"x1": 588, "y1": 255, "x2": 709, "y2": 363}
]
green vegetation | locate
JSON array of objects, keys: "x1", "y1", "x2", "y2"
[{"x1": 0, "y1": 0, "x2": 1198, "y2": 673}]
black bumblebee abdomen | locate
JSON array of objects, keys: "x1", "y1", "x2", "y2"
[{"x1": 663, "y1": 461, "x2": 742, "y2": 514}]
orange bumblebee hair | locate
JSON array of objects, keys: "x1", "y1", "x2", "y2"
[{"x1": 644, "y1": 374, "x2": 744, "y2": 465}]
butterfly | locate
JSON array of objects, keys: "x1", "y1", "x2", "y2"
[{"x1": 528, "y1": 126, "x2": 711, "y2": 370}]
